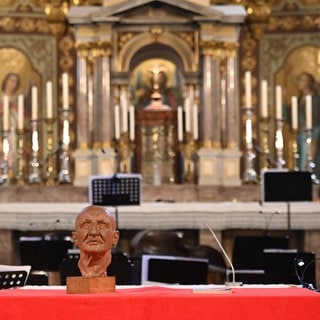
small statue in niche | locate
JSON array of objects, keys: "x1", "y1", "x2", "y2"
[{"x1": 72, "y1": 205, "x2": 120, "y2": 277}]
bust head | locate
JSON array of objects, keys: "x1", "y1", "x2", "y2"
[{"x1": 72, "y1": 205, "x2": 120, "y2": 277}]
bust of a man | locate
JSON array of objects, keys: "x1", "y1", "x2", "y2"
[{"x1": 72, "y1": 205, "x2": 120, "y2": 278}]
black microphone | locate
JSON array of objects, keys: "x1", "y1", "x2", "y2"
[
  {"x1": 294, "y1": 257, "x2": 319, "y2": 291},
  {"x1": 203, "y1": 222, "x2": 242, "y2": 286}
]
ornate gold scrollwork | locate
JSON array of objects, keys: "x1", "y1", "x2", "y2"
[{"x1": 45, "y1": 0, "x2": 70, "y2": 38}]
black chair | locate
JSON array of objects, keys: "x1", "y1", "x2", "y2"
[
  {"x1": 26, "y1": 270, "x2": 49, "y2": 286},
  {"x1": 59, "y1": 249, "x2": 134, "y2": 285}
]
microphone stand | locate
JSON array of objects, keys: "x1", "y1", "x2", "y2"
[{"x1": 204, "y1": 222, "x2": 242, "y2": 286}]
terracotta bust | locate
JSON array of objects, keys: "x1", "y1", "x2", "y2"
[{"x1": 72, "y1": 205, "x2": 120, "y2": 277}]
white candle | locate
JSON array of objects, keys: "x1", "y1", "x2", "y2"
[
  {"x1": 261, "y1": 80, "x2": 268, "y2": 118},
  {"x1": 62, "y1": 119, "x2": 70, "y2": 145},
  {"x1": 291, "y1": 96, "x2": 298, "y2": 130},
  {"x1": 306, "y1": 94, "x2": 312, "y2": 129},
  {"x1": 31, "y1": 86, "x2": 38, "y2": 120},
  {"x1": 129, "y1": 105, "x2": 135, "y2": 141},
  {"x1": 245, "y1": 71, "x2": 252, "y2": 108},
  {"x1": 184, "y1": 97, "x2": 190, "y2": 132},
  {"x1": 177, "y1": 106, "x2": 183, "y2": 142},
  {"x1": 245, "y1": 118, "x2": 253, "y2": 145},
  {"x1": 120, "y1": 88, "x2": 128, "y2": 132},
  {"x1": 62, "y1": 72, "x2": 69, "y2": 110},
  {"x1": 3, "y1": 95, "x2": 9, "y2": 131},
  {"x1": 114, "y1": 104, "x2": 120, "y2": 140},
  {"x1": 192, "y1": 104, "x2": 199, "y2": 140},
  {"x1": 18, "y1": 94, "x2": 24, "y2": 130},
  {"x1": 275, "y1": 85, "x2": 282, "y2": 119},
  {"x1": 46, "y1": 81, "x2": 53, "y2": 119}
]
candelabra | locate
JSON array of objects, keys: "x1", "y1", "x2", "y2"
[
  {"x1": 305, "y1": 128, "x2": 319, "y2": 184},
  {"x1": 291, "y1": 129, "x2": 299, "y2": 172},
  {"x1": 275, "y1": 118, "x2": 286, "y2": 169},
  {"x1": 45, "y1": 118, "x2": 57, "y2": 185},
  {"x1": 16, "y1": 129, "x2": 25, "y2": 185},
  {"x1": 58, "y1": 109, "x2": 72, "y2": 184},
  {"x1": 259, "y1": 117, "x2": 270, "y2": 170},
  {"x1": 28, "y1": 120, "x2": 42, "y2": 184},
  {"x1": 0, "y1": 130, "x2": 10, "y2": 185},
  {"x1": 180, "y1": 132, "x2": 198, "y2": 183},
  {"x1": 243, "y1": 107, "x2": 258, "y2": 184},
  {"x1": 114, "y1": 132, "x2": 134, "y2": 173}
]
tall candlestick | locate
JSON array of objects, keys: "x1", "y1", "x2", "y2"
[
  {"x1": 177, "y1": 105, "x2": 183, "y2": 142},
  {"x1": 114, "y1": 104, "x2": 120, "y2": 140},
  {"x1": 306, "y1": 94, "x2": 312, "y2": 129},
  {"x1": 129, "y1": 105, "x2": 135, "y2": 141},
  {"x1": 46, "y1": 81, "x2": 53, "y2": 119},
  {"x1": 291, "y1": 96, "x2": 298, "y2": 130},
  {"x1": 261, "y1": 80, "x2": 268, "y2": 118},
  {"x1": 18, "y1": 94, "x2": 24, "y2": 130},
  {"x1": 275, "y1": 85, "x2": 282, "y2": 119},
  {"x1": 62, "y1": 72, "x2": 69, "y2": 110},
  {"x1": 192, "y1": 104, "x2": 198, "y2": 140},
  {"x1": 31, "y1": 86, "x2": 38, "y2": 120},
  {"x1": 3, "y1": 95, "x2": 9, "y2": 131},
  {"x1": 245, "y1": 71, "x2": 252, "y2": 108}
]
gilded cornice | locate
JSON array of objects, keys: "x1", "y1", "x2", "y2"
[{"x1": 0, "y1": 16, "x2": 50, "y2": 33}]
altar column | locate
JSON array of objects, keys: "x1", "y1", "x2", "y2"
[
  {"x1": 198, "y1": 41, "x2": 222, "y2": 185},
  {"x1": 220, "y1": 42, "x2": 242, "y2": 186},
  {"x1": 91, "y1": 42, "x2": 116, "y2": 176},
  {"x1": 73, "y1": 43, "x2": 94, "y2": 186}
]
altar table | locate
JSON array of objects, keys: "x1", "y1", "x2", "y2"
[{"x1": 0, "y1": 286, "x2": 319, "y2": 320}]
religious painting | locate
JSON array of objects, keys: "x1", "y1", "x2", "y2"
[{"x1": 129, "y1": 58, "x2": 184, "y2": 110}]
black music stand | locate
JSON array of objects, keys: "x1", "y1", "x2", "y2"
[
  {"x1": 89, "y1": 173, "x2": 142, "y2": 229},
  {"x1": 261, "y1": 170, "x2": 313, "y2": 231},
  {"x1": 0, "y1": 264, "x2": 31, "y2": 289}
]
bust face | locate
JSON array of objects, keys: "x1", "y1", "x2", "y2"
[{"x1": 73, "y1": 206, "x2": 119, "y2": 255}]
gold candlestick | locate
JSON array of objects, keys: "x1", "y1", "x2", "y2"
[
  {"x1": 305, "y1": 128, "x2": 319, "y2": 184},
  {"x1": 180, "y1": 132, "x2": 197, "y2": 183},
  {"x1": 114, "y1": 132, "x2": 133, "y2": 173},
  {"x1": 45, "y1": 118, "x2": 57, "y2": 185},
  {"x1": 259, "y1": 117, "x2": 270, "y2": 171},
  {"x1": 275, "y1": 118, "x2": 286, "y2": 169},
  {"x1": 242, "y1": 107, "x2": 258, "y2": 184},
  {"x1": 58, "y1": 109, "x2": 72, "y2": 184},
  {"x1": 16, "y1": 129, "x2": 25, "y2": 186},
  {"x1": 0, "y1": 130, "x2": 10, "y2": 185},
  {"x1": 291, "y1": 128, "x2": 299, "y2": 172},
  {"x1": 28, "y1": 120, "x2": 42, "y2": 184}
]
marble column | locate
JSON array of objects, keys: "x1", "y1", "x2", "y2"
[
  {"x1": 92, "y1": 42, "x2": 116, "y2": 176},
  {"x1": 198, "y1": 42, "x2": 222, "y2": 185},
  {"x1": 220, "y1": 43, "x2": 242, "y2": 186},
  {"x1": 73, "y1": 43, "x2": 94, "y2": 186}
]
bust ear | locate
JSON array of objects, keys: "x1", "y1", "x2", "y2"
[
  {"x1": 72, "y1": 231, "x2": 78, "y2": 246},
  {"x1": 112, "y1": 230, "x2": 120, "y2": 247}
]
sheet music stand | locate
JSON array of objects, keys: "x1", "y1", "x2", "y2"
[
  {"x1": 89, "y1": 173, "x2": 142, "y2": 228},
  {"x1": 261, "y1": 170, "x2": 313, "y2": 231},
  {"x1": 0, "y1": 270, "x2": 29, "y2": 289}
]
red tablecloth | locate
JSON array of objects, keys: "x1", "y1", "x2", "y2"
[{"x1": 0, "y1": 286, "x2": 319, "y2": 320}]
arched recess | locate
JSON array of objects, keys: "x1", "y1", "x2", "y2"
[{"x1": 116, "y1": 31, "x2": 196, "y2": 73}]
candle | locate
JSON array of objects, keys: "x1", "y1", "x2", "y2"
[
  {"x1": 46, "y1": 81, "x2": 53, "y2": 119},
  {"x1": 120, "y1": 88, "x2": 128, "y2": 132},
  {"x1": 18, "y1": 94, "x2": 24, "y2": 130},
  {"x1": 184, "y1": 97, "x2": 190, "y2": 132},
  {"x1": 306, "y1": 94, "x2": 312, "y2": 129},
  {"x1": 31, "y1": 86, "x2": 38, "y2": 120},
  {"x1": 62, "y1": 72, "x2": 69, "y2": 109},
  {"x1": 245, "y1": 118, "x2": 252, "y2": 145},
  {"x1": 114, "y1": 104, "x2": 120, "y2": 140},
  {"x1": 245, "y1": 71, "x2": 252, "y2": 108},
  {"x1": 3, "y1": 95, "x2": 9, "y2": 131},
  {"x1": 193, "y1": 104, "x2": 199, "y2": 140},
  {"x1": 177, "y1": 105, "x2": 183, "y2": 142},
  {"x1": 275, "y1": 85, "x2": 282, "y2": 119},
  {"x1": 129, "y1": 105, "x2": 135, "y2": 141},
  {"x1": 291, "y1": 96, "x2": 298, "y2": 130},
  {"x1": 261, "y1": 80, "x2": 268, "y2": 118}
]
